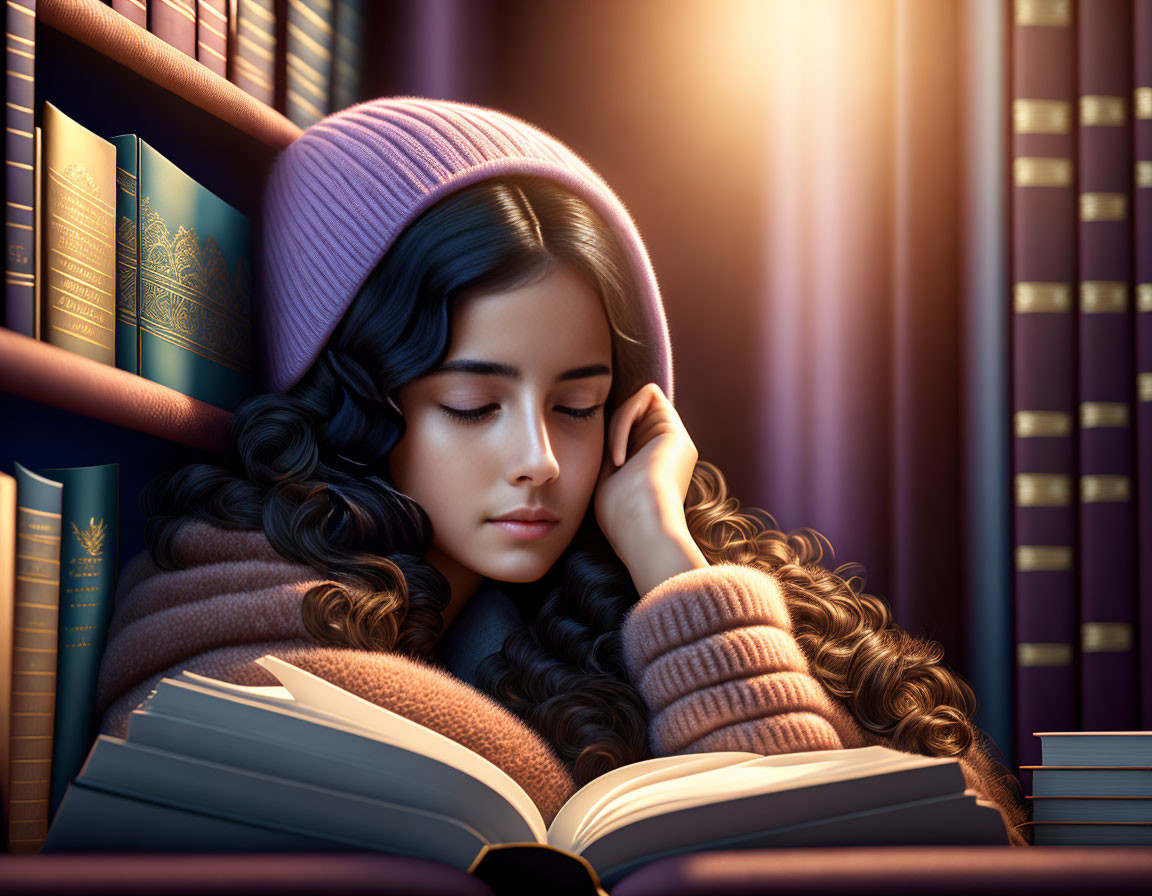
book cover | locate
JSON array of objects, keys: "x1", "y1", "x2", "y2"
[
  {"x1": 131, "y1": 137, "x2": 253, "y2": 410},
  {"x1": 4, "y1": 0, "x2": 36, "y2": 337},
  {"x1": 7, "y1": 463, "x2": 63, "y2": 854},
  {"x1": 112, "y1": 0, "x2": 149, "y2": 28},
  {"x1": 197, "y1": 0, "x2": 229, "y2": 78},
  {"x1": 1011, "y1": 0, "x2": 1080, "y2": 776},
  {"x1": 231, "y1": 0, "x2": 276, "y2": 106},
  {"x1": 1028, "y1": 765, "x2": 1152, "y2": 795},
  {"x1": 1077, "y1": 0, "x2": 1137, "y2": 730},
  {"x1": 284, "y1": 0, "x2": 333, "y2": 127},
  {"x1": 45, "y1": 658, "x2": 1008, "y2": 884},
  {"x1": 150, "y1": 0, "x2": 197, "y2": 58},
  {"x1": 0, "y1": 471, "x2": 16, "y2": 837},
  {"x1": 1134, "y1": 0, "x2": 1152, "y2": 729},
  {"x1": 111, "y1": 135, "x2": 139, "y2": 374},
  {"x1": 39, "y1": 463, "x2": 119, "y2": 817},
  {"x1": 40, "y1": 102, "x2": 117, "y2": 367},
  {"x1": 330, "y1": 0, "x2": 364, "y2": 113},
  {"x1": 1037, "y1": 731, "x2": 1152, "y2": 765}
]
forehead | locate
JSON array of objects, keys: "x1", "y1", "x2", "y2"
[{"x1": 445, "y1": 264, "x2": 612, "y2": 365}]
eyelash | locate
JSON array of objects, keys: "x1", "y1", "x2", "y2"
[{"x1": 439, "y1": 403, "x2": 605, "y2": 425}]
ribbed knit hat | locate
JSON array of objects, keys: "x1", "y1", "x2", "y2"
[{"x1": 261, "y1": 97, "x2": 672, "y2": 400}]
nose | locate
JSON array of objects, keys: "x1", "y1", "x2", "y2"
[{"x1": 507, "y1": 405, "x2": 560, "y2": 486}]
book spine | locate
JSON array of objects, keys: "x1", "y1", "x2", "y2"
[
  {"x1": 41, "y1": 103, "x2": 118, "y2": 367},
  {"x1": 150, "y1": 0, "x2": 197, "y2": 58},
  {"x1": 231, "y1": 0, "x2": 276, "y2": 107},
  {"x1": 198, "y1": 0, "x2": 229, "y2": 78},
  {"x1": 284, "y1": 0, "x2": 333, "y2": 127},
  {"x1": 1011, "y1": 0, "x2": 1080, "y2": 777},
  {"x1": 111, "y1": 0, "x2": 149, "y2": 28},
  {"x1": 137, "y1": 139, "x2": 253, "y2": 410},
  {"x1": 1134, "y1": 0, "x2": 1152, "y2": 729},
  {"x1": 330, "y1": 0, "x2": 364, "y2": 112},
  {"x1": 0, "y1": 472, "x2": 17, "y2": 835},
  {"x1": 7, "y1": 463, "x2": 63, "y2": 854},
  {"x1": 43, "y1": 464, "x2": 119, "y2": 817},
  {"x1": 4, "y1": 0, "x2": 36, "y2": 337},
  {"x1": 1077, "y1": 0, "x2": 1137, "y2": 730},
  {"x1": 112, "y1": 135, "x2": 140, "y2": 375}
]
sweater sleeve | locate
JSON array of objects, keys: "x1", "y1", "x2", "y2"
[{"x1": 620, "y1": 563, "x2": 1031, "y2": 844}]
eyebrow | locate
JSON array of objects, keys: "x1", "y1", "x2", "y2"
[{"x1": 434, "y1": 360, "x2": 612, "y2": 382}]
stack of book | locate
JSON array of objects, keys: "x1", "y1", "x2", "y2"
[
  {"x1": 44, "y1": 656, "x2": 1009, "y2": 889},
  {"x1": 0, "y1": 462, "x2": 119, "y2": 852},
  {"x1": 108, "y1": 0, "x2": 367, "y2": 127},
  {"x1": 1028, "y1": 731, "x2": 1152, "y2": 845}
]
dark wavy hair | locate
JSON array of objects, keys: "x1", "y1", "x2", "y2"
[{"x1": 143, "y1": 175, "x2": 1013, "y2": 805}]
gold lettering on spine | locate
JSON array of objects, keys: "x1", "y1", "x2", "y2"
[
  {"x1": 1081, "y1": 623, "x2": 1133, "y2": 653},
  {"x1": 1015, "y1": 411, "x2": 1072, "y2": 437},
  {"x1": 1080, "y1": 193, "x2": 1126, "y2": 221},
  {"x1": 1015, "y1": 157, "x2": 1072, "y2": 187},
  {"x1": 1080, "y1": 476, "x2": 1131, "y2": 503},
  {"x1": 1138, "y1": 373, "x2": 1152, "y2": 403},
  {"x1": 1018, "y1": 643, "x2": 1073, "y2": 667},
  {"x1": 1080, "y1": 403, "x2": 1129, "y2": 428},
  {"x1": 1015, "y1": 282, "x2": 1072, "y2": 313},
  {"x1": 1015, "y1": 0, "x2": 1070, "y2": 26},
  {"x1": 1080, "y1": 282, "x2": 1128, "y2": 313},
  {"x1": 1138, "y1": 162, "x2": 1152, "y2": 189},
  {"x1": 1014, "y1": 100, "x2": 1071, "y2": 133},
  {"x1": 1140, "y1": 284, "x2": 1152, "y2": 312},
  {"x1": 1016, "y1": 474, "x2": 1072, "y2": 506},
  {"x1": 1080, "y1": 96, "x2": 1126, "y2": 127},
  {"x1": 1137, "y1": 87, "x2": 1152, "y2": 119},
  {"x1": 1016, "y1": 546, "x2": 1073, "y2": 571}
]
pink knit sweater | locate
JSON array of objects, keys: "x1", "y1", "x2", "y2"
[{"x1": 97, "y1": 521, "x2": 1026, "y2": 841}]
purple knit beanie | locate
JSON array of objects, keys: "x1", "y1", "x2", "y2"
[{"x1": 261, "y1": 97, "x2": 672, "y2": 400}]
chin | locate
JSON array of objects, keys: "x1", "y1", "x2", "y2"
[{"x1": 480, "y1": 557, "x2": 560, "y2": 585}]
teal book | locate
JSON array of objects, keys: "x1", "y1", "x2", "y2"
[
  {"x1": 39, "y1": 464, "x2": 118, "y2": 817},
  {"x1": 114, "y1": 135, "x2": 253, "y2": 410},
  {"x1": 111, "y1": 136, "x2": 139, "y2": 374}
]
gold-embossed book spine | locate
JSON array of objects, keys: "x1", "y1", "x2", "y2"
[
  {"x1": 1133, "y1": 0, "x2": 1152, "y2": 728},
  {"x1": 7, "y1": 463, "x2": 62, "y2": 854},
  {"x1": 4, "y1": 0, "x2": 36, "y2": 337},
  {"x1": 1077, "y1": 0, "x2": 1137, "y2": 730},
  {"x1": 40, "y1": 103, "x2": 117, "y2": 367},
  {"x1": 1011, "y1": 0, "x2": 1079, "y2": 776}
]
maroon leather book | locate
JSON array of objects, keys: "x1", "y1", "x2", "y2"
[
  {"x1": 1077, "y1": 0, "x2": 1137, "y2": 730},
  {"x1": 111, "y1": 0, "x2": 148, "y2": 28},
  {"x1": 150, "y1": 0, "x2": 196, "y2": 58},
  {"x1": 1134, "y1": 0, "x2": 1152, "y2": 729},
  {"x1": 1011, "y1": 0, "x2": 1080, "y2": 780},
  {"x1": 197, "y1": 0, "x2": 228, "y2": 77}
]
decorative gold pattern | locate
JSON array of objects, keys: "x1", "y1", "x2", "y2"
[
  {"x1": 1018, "y1": 642, "x2": 1073, "y2": 667},
  {"x1": 1014, "y1": 99, "x2": 1071, "y2": 134},
  {"x1": 1080, "y1": 403, "x2": 1129, "y2": 428},
  {"x1": 1081, "y1": 475, "x2": 1130, "y2": 503},
  {"x1": 1080, "y1": 193, "x2": 1126, "y2": 221},
  {"x1": 1015, "y1": 157, "x2": 1072, "y2": 187},
  {"x1": 1140, "y1": 284, "x2": 1152, "y2": 312},
  {"x1": 71, "y1": 517, "x2": 106, "y2": 557},
  {"x1": 1015, "y1": 0, "x2": 1070, "y2": 27},
  {"x1": 1138, "y1": 372, "x2": 1152, "y2": 403},
  {"x1": 1080, "y1": 95, "x2": 1126, "y2": 127},
  {"x1": 1137, "y1": 87, "x2": 1152, "y2": 119},
  {"x1": 1138, "y1": 162, "x2": 1152, "y2": 189},
  {"x1": 138, "y1": 196, "x2": 251, "y2": 373},
  {"x1": 1081, "y1": 622, "x2": 1133, "y2": 653},
  {"x1": 1080, "y1": 282, "x2": 1127, "y2": 313},
  {"x1": 1016, "y1": 546, "x2": 1073, "y2": 571},
  {"x1": 1015, "y1": 411, "x2": 1072, "y2": 438},
  {"x1": 1016, "y1": 474, "x2": 1072, "y2": 506},
  {"x1": 1015, "y1": 282, "x2": 1072, "y2": 313}
]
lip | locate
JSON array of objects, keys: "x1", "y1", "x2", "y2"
[
  {"x1": 488, "y1": 520, "x2": 558, "y2": 541},
  {"x1": 491, "y1": 508, "x2": 559, "y2": 523}
]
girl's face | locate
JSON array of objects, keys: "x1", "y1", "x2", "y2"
[{"x1": 389, "y1": 263, "x2": 613, "y2": 602}]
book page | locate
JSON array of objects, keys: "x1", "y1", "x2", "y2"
[
  {"x1": 255, "y1": 656, "x2": 548, "y2": 841},
  {"x1": 548, "y1": 752, "x2": 758, "y2": 850}
]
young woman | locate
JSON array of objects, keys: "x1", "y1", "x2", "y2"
[{"x1": 97, "y1": 98, "x2": 1027, "y2": 842}]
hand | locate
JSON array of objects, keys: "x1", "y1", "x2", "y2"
[{"x1": 594, "y1": 383, "x2": 708, "y2": 593}]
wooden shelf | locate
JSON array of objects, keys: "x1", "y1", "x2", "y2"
[
  {"x1": 38, "y1": 0, "x2": 302, "y2": 150},
  {"x1": 0, "y1": 329, "x2": 231, "y2": 453}
]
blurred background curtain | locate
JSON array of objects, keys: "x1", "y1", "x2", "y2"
[{"x1": 365, "y1": 0, "x2": 1014, "y2": 761}]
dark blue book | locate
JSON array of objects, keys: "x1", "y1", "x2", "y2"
[
  {"x1": 112, "y1": 136, "x2": 140, "y2": 374},
  {"x1": 1029, "y1": 766, "x2": 1152, "y2": 796},
  {"x1": 114, "y1": 134, "x2": 253, "y2": 410},
  {"x1": 39, "y1": 464, "x2": 119, "y2": 817},
  {"x1": 331, "y1": 0, "x2": 365, "y2": 112},
  {"x1": 1038, "y1": 731, "x2": 1152, "y2": 766},
  {"x1": 4, "y1": 0, "x2": 37, "y2": 336},
  {"x1": 284, "y1": 0, "x2": 333, "y2": 127}
]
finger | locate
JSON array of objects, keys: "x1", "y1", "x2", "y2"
[{"x1": 613, "y1": 387, "x2": 657, "y2": 466}]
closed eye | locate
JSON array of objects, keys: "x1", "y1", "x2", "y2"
[{"x1": 438, "y1": 403, "x2": 605, "y2": 424}]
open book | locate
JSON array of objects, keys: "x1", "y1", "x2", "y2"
[{"x1": 47, "y1": 657, "x2": 1008, "y2": 886}]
